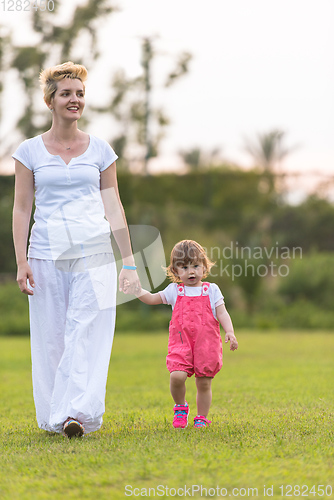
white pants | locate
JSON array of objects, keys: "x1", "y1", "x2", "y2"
[{"x1": 28, "y1": 255, "x2": 117, "y2": 434}]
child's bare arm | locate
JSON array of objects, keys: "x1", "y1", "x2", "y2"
[
  {"x1": 122, "y1": 279, "x2": 163, "y2": 305},
  {"x1": 216, "y1": 304, "x2": 238, "y2": 351},
  {"x1": 136, "y1": 289, "x2": 163, "y2": 305}
]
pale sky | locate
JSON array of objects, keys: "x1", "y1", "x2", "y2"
[{"x1": 1, "y1": 0, "x2": 334, "y2": 198}]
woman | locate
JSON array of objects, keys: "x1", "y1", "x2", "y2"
[{"x1": 12, "y1": 61, "x2": 139, "y2": 438}]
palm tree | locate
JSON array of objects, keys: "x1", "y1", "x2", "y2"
[
  {"x1": 179, "y1": 147, "x2": 221, "y2": 171},
  {"x1": 244, "y1": 129, "x2": 293, "y2": 171}
]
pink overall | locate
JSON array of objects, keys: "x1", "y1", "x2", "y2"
[{"x1": 166, "y1": 282, "x2": 223, "y2": 378}]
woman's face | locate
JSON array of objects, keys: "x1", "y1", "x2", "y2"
[{"x1": 50, "y1": 78, "x2": 85, "y2": 122}]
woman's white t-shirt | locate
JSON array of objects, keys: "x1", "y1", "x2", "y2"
[
  {"x1": 159, "y1": 283, "x2": 225, "y2": 320},
  {"x1": 12, "y1": 134, "x2": 118, "y2": 260}
]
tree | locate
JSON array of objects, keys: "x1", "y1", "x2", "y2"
[
  {"x1": 94, "y1": 37, "x2": 192, "y2": 174},
  {"x1": 243, "y1": 129, "x2": 298, "y2": 194},
  {"x1": 179, "y1": 146, "x2": 221, "y2": 171},
  {"x1": 0, "y1": 25, "x2": 14, "y2": 161},
  {"x1": 244, "y1": 129, "x2": 293, "y2": 171},
  {"x1": 0, "y1": 0, "x2": 117, "y2": 160}
]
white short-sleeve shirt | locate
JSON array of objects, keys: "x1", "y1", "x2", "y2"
[
  {"x1": 12, "y1": 134, "x2": 118, "y2": 260},
  {"x1": 159, "y1": 282, "x2": 225, "y2": 320}
]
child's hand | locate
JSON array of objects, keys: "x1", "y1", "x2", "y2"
[
  {"x1": 225, "y1": 332, "x2": 238, "y2": 351},
  {"x1": 122, "y1": 278, "x2": 142, "y2": 296},
  {"x1": 123, "y1": 279, "x2": 130, "y2": 292}
]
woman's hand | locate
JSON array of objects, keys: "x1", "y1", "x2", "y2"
[
  {"x1": 119, "y1": 268, "x2": 141, "y2": 295},
  {"x1": 17, "y1": 262, "x2": 35, "y2": 295}
]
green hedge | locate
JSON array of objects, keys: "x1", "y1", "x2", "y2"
[
  {"x1": 1, "y1": 251, "x2": 334, "y2": 335},
  {"x1": 0, "y1": 281, "x2": 30, "y2": 335},
  {"x1": 1, "y1": 280, "x2": 333, "y2": 336}
]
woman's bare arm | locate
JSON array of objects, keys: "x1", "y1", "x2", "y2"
[
  {"x1": 100, "y1": 163, "x2": 140, "y2": 293},
  {"x1": 12, "y1": 160, "x2": 35, "y2": 294}
]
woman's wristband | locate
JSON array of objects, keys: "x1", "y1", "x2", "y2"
[{"x1": 122, "y1": 265, "x2": 137, "y2": 270}]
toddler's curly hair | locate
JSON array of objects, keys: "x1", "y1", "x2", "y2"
[
  {"x1": 166, "y1": 240, "x2": 215, "y2": 283},
  {"x1": 39, "y1": 61, "x2": 88, "y2": 105}
]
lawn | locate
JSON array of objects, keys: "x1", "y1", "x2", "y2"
[{"x1": 0, "y1": 331, "x2": 333, "y2": 499}]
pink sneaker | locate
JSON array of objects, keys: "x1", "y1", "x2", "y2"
[
  {"x1": 194, "y1": 415, "x2": 211, "y2": 428},
  {"x1": 173, "y1": 402, "x2": 189, "y2": 428}
]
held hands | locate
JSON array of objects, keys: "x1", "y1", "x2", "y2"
[
  {"x1": 17, "y1": 262, "x2": 35, "y2": 295},
  {"x1": 119, "y1": 268, "x2": 141, "y2": 295},
  {"x1": 121, "y1": 277, "x2": 143, "y2": 296},
  {"x1": 225, "y1": 332, "x2": 238, "y2": 351}
]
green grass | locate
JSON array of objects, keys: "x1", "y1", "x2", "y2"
[{"x1": 0, "y1": 331, "x2": 333, "y2": 499}]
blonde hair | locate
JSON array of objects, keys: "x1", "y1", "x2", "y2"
[
  {"x1": 166, "y1": 240, "x2": 215, "y2": 283},
  {"x1": 39, "y1": 61, "x2": 88, "y2": 105}
]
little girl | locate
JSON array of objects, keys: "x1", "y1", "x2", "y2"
[{"x1": 130, "y1": 239, "x2": 238, "y2": 429}]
